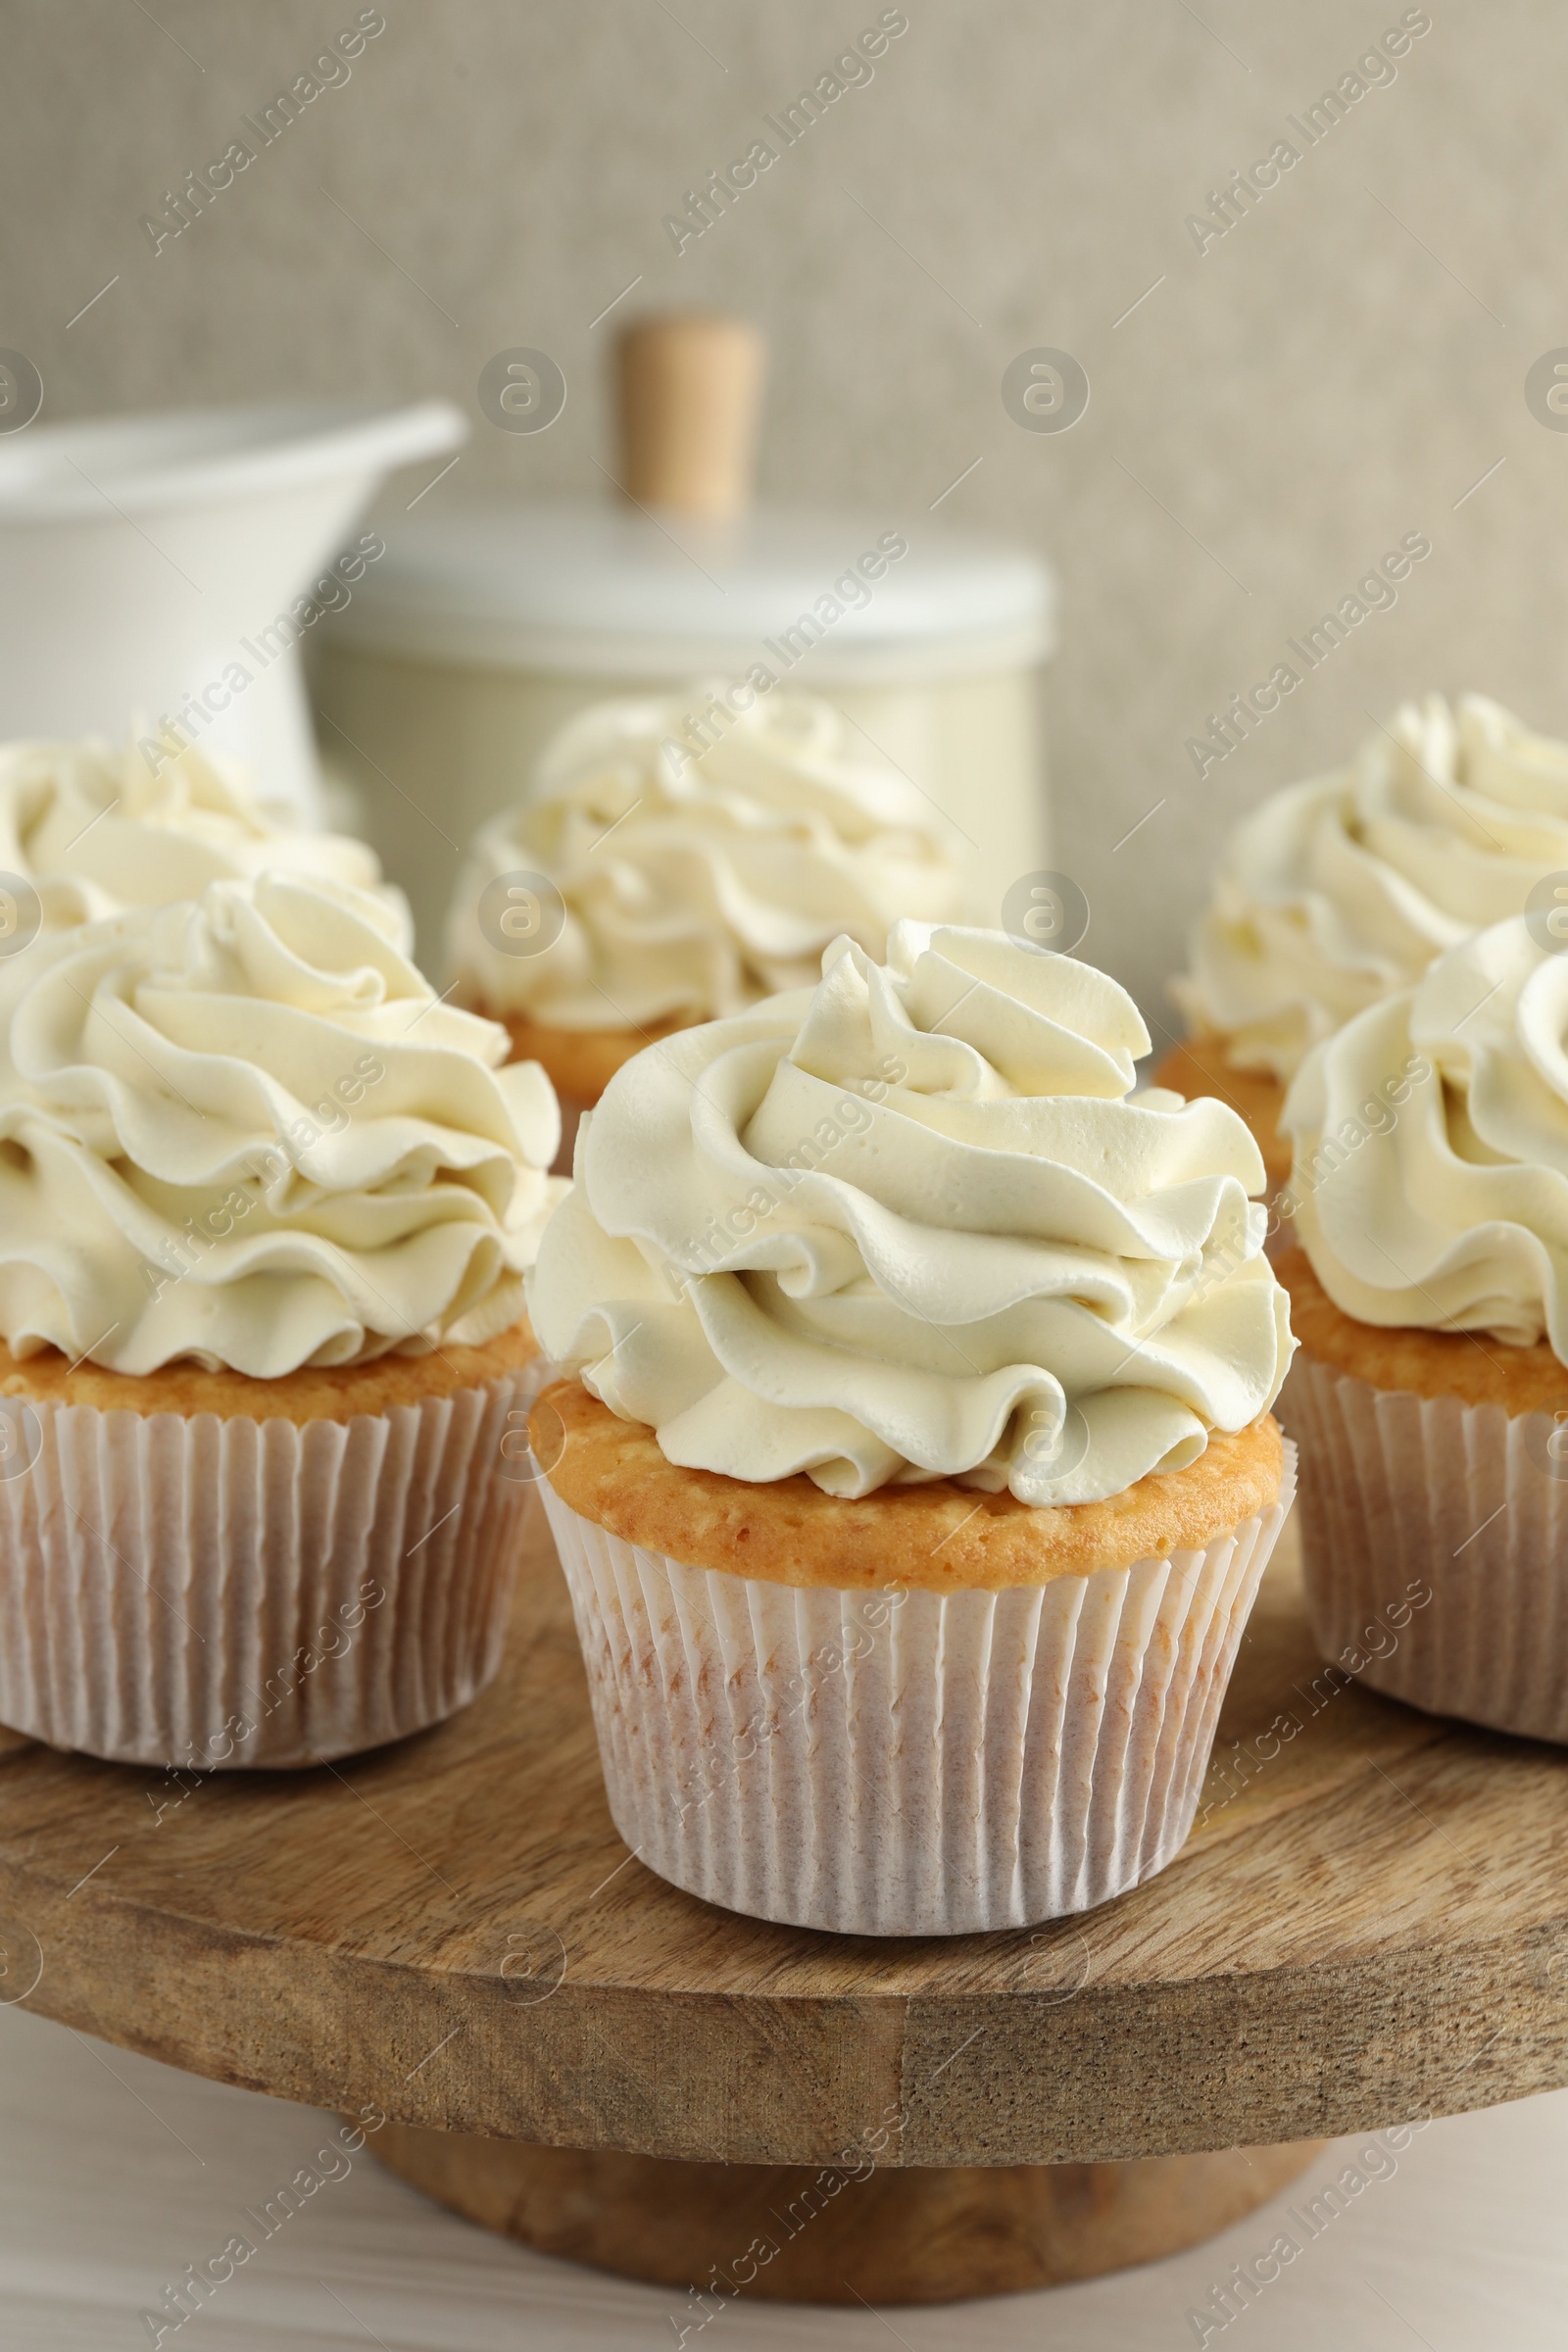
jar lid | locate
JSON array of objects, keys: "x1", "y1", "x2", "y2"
[{"x1": 329, "y1": 496, "x2": 1054, "y2": 682}]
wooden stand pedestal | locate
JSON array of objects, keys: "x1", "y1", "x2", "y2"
[
  {"x1": 373, "y1": 2126, "x2": 1325, "y2": 2304},
  {"x1": 0, "y1": 1519, "x2": 1562, "y2": 2308}
]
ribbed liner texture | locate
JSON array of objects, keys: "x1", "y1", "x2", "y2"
[
  {"x1": 1286, "y1": 1353, "x2": 1568, "y2": 1743},
  {"x1": 542, "y1": 1448, "x2": 1294, "y2": 1936},
  {"x1": 0, "y1": 1356, "x2": 547, "y2": 1769}
]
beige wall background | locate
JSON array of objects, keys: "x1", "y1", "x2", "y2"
[{"x1": 4, "y1": 0, "x2": 1564, "y2": 1032}]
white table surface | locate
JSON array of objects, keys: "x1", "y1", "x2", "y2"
[{"x1": 0, "y1": 2002, "x2": 1563, "y2": 2350}]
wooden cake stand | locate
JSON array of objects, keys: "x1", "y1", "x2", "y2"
[{"x1": 0, "y1": 1517, "x2": 1564, "y2": 2306}]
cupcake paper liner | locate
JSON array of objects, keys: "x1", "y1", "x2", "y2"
[
  {"x1": 1284, "y1": 1353, "x2": 1568, "y2": 1743},
  {"x1": 0, "y1": 1352, "x2": 549, "y2": 1769},
  {"x1": 541, "y1": 1447, "x2": 1295, "y2": 1936}
]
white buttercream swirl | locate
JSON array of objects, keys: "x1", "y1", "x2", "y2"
[
  {"x1": 447, "y1": 688, "x2": 975, "y2": 1028},
  {"x1": 1175, "y1": 694, "x2": 1568, "y2": 1082},
  {"x1": 529, "y1": 923, "x2": 1294, "y2": 1505},
  {"x1": 1284, "y1": 913, "x2": 1568, "y2": 1352},
  {"x1": 0, "y1": 874, "x2": 564, "y2": 1376},
  {"x1": 0, "y1": 732, "x2": 408, "y2": 942}
]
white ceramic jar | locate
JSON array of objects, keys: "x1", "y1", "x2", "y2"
[{"x1": 313, "y1": 495, "x2": 1054, "y2": 966}]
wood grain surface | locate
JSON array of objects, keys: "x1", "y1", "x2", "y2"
[
  {"x1": 370, "y1": 2126, "x2": 1327, "y2": 2303},
  {"x1": 0, "y1": 1518, "x2": 1563, "y2": 2168}
]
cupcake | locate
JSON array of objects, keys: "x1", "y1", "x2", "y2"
[
  {"x1": 445, "y1": 685, "x2": 975, "y2": 1169},
  {"x1": 1278, "y1": 911, "x2": 1568, "y2": 1744},
  {"x1": 1159, "y1": 694, "x2": 1568, "y2": 1190},
  {"x1": 0, "y1": 872, "x2": 565, "y2": 1768},
  {"x1": 0, "y1": 729, "x2": 409, "y2": 943},
  {"x1": 526, "y1": 922, "x2": 1296, "y2": 1935}
]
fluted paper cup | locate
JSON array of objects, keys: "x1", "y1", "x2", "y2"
[
  {"x1": 540, "y1": 1448, "x2": 1295, "y2": 1937},
  {"x1": 1286, "y1": 1353, "x2": 1568, "y2": 1743},
  {"x1": 0, "y1": 1353, "x2": 549, "y2": 1769}
]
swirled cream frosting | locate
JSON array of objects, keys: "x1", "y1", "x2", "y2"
[
  {"x1": 1283, "y1": 913, "x2": 1568, "y2": 1350},
  {"x1": 447, "y1": 688, "x2": 975, "y2": 1029},
  {"x1": 0, "y1": 732, "x2": 408, "y2": 942},
  {"x1": 0, "y1": 874, "x2": 564, "y2": 1376},
  {"x1": 1174, "y1": 694, "x2": 1568, "y2": 1082},
  {"x1": 529, "y1": 923, "x2": 1294, "y2": 1505}
]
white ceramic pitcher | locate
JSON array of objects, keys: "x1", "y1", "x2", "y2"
[{"x1": 0, "y1": 398, "x2": 466, "y2": 824}]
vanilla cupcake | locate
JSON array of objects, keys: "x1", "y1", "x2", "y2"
[
  {"x1": 527, "y1": 923, "x2": 1296, "y2": 1935},
  {"x1": 1278, "y1": 911, "x2": 1568, "y2": 1743},
  {"x1": 0, "y1": 730, "x2": 409, "y2": 942},
  {"x1": 0, "y1": 873, "x2": 564, "y2": 1768},
  {"x1": 1160, "y1": 694, "x2": 1568, "y2": 1188},
  {"x1": 446, "y1": 686, "x2": 974, "y2": 1167}
]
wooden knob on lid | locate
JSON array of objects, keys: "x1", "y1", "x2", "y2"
[{"x1": 615, "y1": 313, "x2": 765, "y2": 520}]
